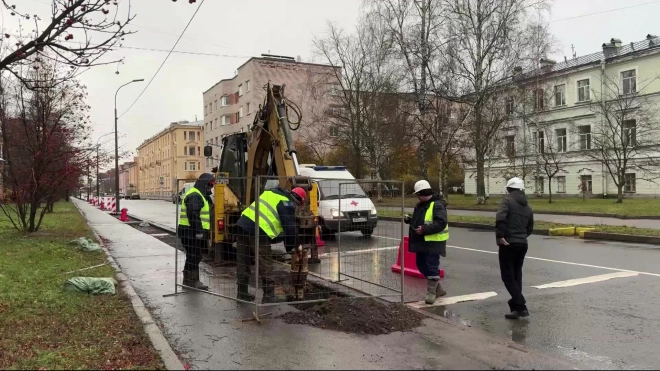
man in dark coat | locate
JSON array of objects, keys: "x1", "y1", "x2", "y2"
[
  {"x1": 404, "y1": 180, "x2": 449, "y2": 304},
  {"x1": 177, "y1": 173, "x2": 215, "y2": 290},
  {"x1": 496, "y1": 176, "x2": 534, "y2": 319}
]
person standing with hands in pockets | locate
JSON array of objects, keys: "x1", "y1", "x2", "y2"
[
  {"x1": 404, "y1": 180, "x2": 449, "y2": 304},
  {"x1": 496, "y1": 177, "x2": 534, "y2": 319}
]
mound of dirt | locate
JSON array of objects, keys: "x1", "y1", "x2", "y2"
[{"x1": 279, "y1": 297, "x2": 425, "y2": 335}]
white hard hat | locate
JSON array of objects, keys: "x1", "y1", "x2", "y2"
[
  {"x1": 413, "y1": 180, "x2": 432, "y2": 194},
  {"x1": 506, "y1": 177, "x2": 524, "y2": 190}
]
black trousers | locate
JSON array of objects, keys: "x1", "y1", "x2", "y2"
[
  {"x1": 498, "y1": 242, "x2": 528, "y2": 311},
  {"x1": 181, "y1": 236, "x2": 206, "y2": 273}
]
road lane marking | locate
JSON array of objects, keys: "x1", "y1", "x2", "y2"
[
  {"x1": 447, "y1": 245, "x2": 660, "y2": 278},
  {"x1": 408, "y1": 291, "x2": 498, "y2": 309},
  {"x1": 532, "y1": 272, "x2": 640, "y2": 289},
  {"x1": 318, "y1": 245, "x2": 399, "y2": 258}
]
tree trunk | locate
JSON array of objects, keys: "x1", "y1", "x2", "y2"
[
  {"x1": 476, "y1": 155, "x2": 486, "y2": 204},
  {"x1": 548, "y1": 177, "x2": 553, "y2": 203},
  {"x1": 616, "y1": 184, "x2": 624, "y2": 203}
]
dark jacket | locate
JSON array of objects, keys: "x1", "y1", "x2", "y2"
[
  {"x1": 177, "y1": 173, "x2": 215, "y2": 239},
  {"x1": 236, "y1": 187, "x2": 298, "y2": 252},
  {"x1": 495, "y1": 190, "x2": 534, "y2": 245},
  {"x1": 405, "y1": 194, "x2": 448, "y2": 256}
]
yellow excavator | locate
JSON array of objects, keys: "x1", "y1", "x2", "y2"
[{"x1": 203, "y1": 83, "x2": 320, "y2": 300}]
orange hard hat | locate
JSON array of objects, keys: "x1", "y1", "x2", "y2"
[{"x1": 291, "y1": 187, "x2": 307, "y2": 204}]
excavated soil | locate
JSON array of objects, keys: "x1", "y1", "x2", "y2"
[{"x1": 279, "y1": 297, "x2": 425, "y2": 335}]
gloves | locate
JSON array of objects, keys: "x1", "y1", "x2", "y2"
[
  {"x1": 195, "y1": 233, "x2": 204, "y2": 239},
  {"x1": 403, "y1": 214, "x2": 411, "y2": 224}
]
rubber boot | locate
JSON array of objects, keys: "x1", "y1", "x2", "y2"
[
  {"x1": 182, "y1": 271, "x2": 194, "y2": 287},
  {"x1": 261, "y1": 279, "x2": 286, "y2": 304},
  {"x1": 188, "y1": 271, "x2": 209, "y2": 291},
  {"x1": 236, "y1": 280, "x2": 255, "y2": 302},
  {"x1": 436, "y1": 281, "x2": 447, "y2": 298},
  {"x1": 505, "y1": 305, "x2": 529, "y2": 319},
  {"x1": 425, "y1": 279, "x2": 439, "y2": 305}
]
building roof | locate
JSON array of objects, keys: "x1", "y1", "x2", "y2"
[
  {"x1": 203, "y1": 54, "x2": 339, "y2": 94},
  {"x1": 514, "y1": 35, "x2": 660, "y2": 82},
  {"x1": 137, "y1": 120, "x2": 203, "y2": 150}
]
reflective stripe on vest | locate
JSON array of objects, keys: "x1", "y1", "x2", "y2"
[
  {"x1": 424, "y1": 201, "x2": 449, "y2": 242},
  {"x1": 241, "y1": 190, "x2": 289, "y2": 239},
  {"x1": 178, "y1": 187, "x2": 211, "y2": 230}
]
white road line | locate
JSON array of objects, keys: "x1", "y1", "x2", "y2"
[
  {"x1": 318, "y1": 245, "x2": 399, "y2": 258},
  {"x1": 531, "y1": 272, "x2": 640, "y2": 289},
  {"x1": 408, "y1": 291, "x2": 498, "y2": 309},
  {"x1": 447, "y1": 245, "x2": 660, "y2": 278},
  {"x1": 150, "y1": 233, "x2": 170, "y2": 237}
]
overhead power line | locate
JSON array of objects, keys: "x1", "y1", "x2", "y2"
[
  {"x1": 118, "y1": 0, "x2": 207, "y2": 120},
  {"x1": 550, "y1": 0, "x2": 660, "y2": 22}
]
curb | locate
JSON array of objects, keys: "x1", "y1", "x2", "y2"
[
  {"x1": 379, "y1": 216, "x2": 659, "y2": 246},
  {"x1": 73, "y1": 201, "x2": 185, "y2": 371}
]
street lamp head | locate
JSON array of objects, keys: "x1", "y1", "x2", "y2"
[{"x1": 133, "y1": 79, "x2": 145, "y2": 82}]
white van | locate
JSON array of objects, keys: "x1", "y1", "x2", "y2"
[{"x1": 299, "y1": 165, "x2": 378, "y2": 237}]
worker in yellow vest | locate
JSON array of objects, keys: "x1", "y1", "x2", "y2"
[
  {"x1": 177, "y1": 173, "x2": 215, "y2": 290},
  {"x1": 235, "y1": 186, "x2": 306, "y2": 303},
  {"x1": 404, "y1": 180, "x2": 449, "y2": 304}
]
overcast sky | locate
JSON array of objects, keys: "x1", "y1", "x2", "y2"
[{"x1": 11, "y1": 0, "x2": 660, "y2": 169}]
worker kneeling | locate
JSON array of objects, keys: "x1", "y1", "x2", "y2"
[{"x1": 235, "y1": 186, "x2": 306, "y2": 303}]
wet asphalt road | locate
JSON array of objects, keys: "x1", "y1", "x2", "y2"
[{"x1": 122, "y1": 199, "x2": 660, "y2": 369}]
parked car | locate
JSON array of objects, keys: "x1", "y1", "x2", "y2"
[
  {"x1": 119, "y1": 192, "x2": 125, "y2": 199},
  {"x1": 172, "y1": 182, "x2": 195, "y2": 204},
  {"x1": 126, "y1": 188, "x2": 139, "y2": 199}
]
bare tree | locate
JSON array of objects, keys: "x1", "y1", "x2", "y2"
[
  {"x1": 442, "y1": 0, "x2": 550, "y2": 204},
  {"x1": 584, "y1": 74, "x2": 660, "y2": 203}
]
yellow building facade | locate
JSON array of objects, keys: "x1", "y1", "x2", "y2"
[{"x1": 136, "y1": 121, "x2": 205, "y2": 198}]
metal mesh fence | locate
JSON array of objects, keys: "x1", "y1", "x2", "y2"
[{"x1": 172, "y1": 175, "x2": 407, "y2": 318}]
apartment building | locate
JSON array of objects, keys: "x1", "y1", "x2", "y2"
[
  {"x1": 136, "y1": 120, "x2": 204, "y2": 197},
  {"x1": 464, "y1": 34, "x2": 660, "y2": 197},
  {"x1": 202, "y1": 54, "x2": 339, "y2": 172},
  {"x1": 128, "y1": 157, "x2": 139, "y2": 191},
  {"x1": 118, "y1": 160, "x2": 138, "y2": 194}
]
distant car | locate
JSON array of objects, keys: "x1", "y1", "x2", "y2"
[{"x1": 119, "y1": 192, "x2": 125, "y2": 198}]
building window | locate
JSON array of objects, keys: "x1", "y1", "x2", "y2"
[
  {"x1": 578, "y1": 125, "x2": 591, "y2": 150},
  {"x1": 505, "y1": 97, "x2": 514, "y2": 115},
  {"x1": 234, "y1": 112, "x2": 240, "y2": 123},
  {"x1": 623, "y1": 119, "x2": 637, "y2": 147},
  {"x1": 247, "y1": 102, "x2": 251, "y2": 114},
  {"x1": 239, "y1": 106, "x2": 243, "y2": 118},
  {"x1": 186, "y1": 162, "x2": 197, "y2": 171},
  {"x1": 556, "y1": 128, "x2": 567, "y2": 152},
  {"x1": 221, "y1": 115, "x2": 228, "y2": 126},
  {"x1": 205, "y1": 123, "x2": 209, "y2": 132},
  {"x1": 621, "y1": 69, "x2": 637, "y2": 95},
  {"x1": 221, "y1": 96, "x2": 230, "y2": 107},
  {"x1": 246, "y1": 80, "x2": 251, "y2": 92},
  {"x1": 624, "y1": 173, "x2": 636, "y2": 193},
  {"x1": 505, "y1": 135, "x2": 515, "y2": 157},
  {"x1": 183, "y1": 131, "x2": 187, "y2": 140},
  {"x1": 185, "y1": 146, "x2": 195, "y2": 155},
  {"x1": 533, "y1": 88, "x2": 544, "y2": 111},
  {"x1": 197, "y1": 146, "x2": 200, "y2": 156},
  {"x1": 238, "y1": 84, "x2": 244, "y2": 96},
  {"x1": 449, "y1": 110, "x2": 457, "y2": 119},
  {"x1": 557, "y1": 176, "x2": 566, "y2": 193},
  {"x1": 214, "y1": 100, "x2": 218, "y2": 111},
  {"x1": 535, "y1": 176, "x2": 544, "y2": 193},
  {"x1": 554, "y1": 84, "x2": 566, "y2": 106},
  {"x1": 533, "y1": 130, "x2": 545, "y2": 153},
  {"x1": 329, "y1": 126, "x2": 339, "y2": 138},
  {"x1": 577, "y1": 79, "x2": 590, "y2": 102},
  {"x1": 329, "y1": 85, "x2": 341, "y2": 96},
  {"x1": 580, "y1": 175, "x2": 593, "y2": 192},
  {"x1": 188, "y1": 131, "x2": 196, "y2": 141}
]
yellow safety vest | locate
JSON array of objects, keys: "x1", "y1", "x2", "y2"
[
  {"x1": 178, "y1": 187, "x2": 210, "y2": 230},
  {"x1": 241, "y1": 190, "x2": 290, "y2": 239},
  {"x1": 424, "y1": 201, "x2": 449, "y2": 242}
]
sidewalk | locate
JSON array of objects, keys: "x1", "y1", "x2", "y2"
[
  {"x1": 74, "y1": 199, "x2": 574, "y2": 370},
  {"x1": 382, "y1": 206, "x2": 660, "y2": 230}
]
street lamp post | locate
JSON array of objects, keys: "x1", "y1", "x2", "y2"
[{"x1": 114, "y1": 79, "x2": 144, "y2": 214}]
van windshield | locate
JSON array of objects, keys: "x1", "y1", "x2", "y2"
[{"x1": 318, "y1": 179, "x2": 367, "y2": 200}]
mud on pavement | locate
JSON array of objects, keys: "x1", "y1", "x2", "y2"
[{"x1": 279, "y1": 297, "x2": 425, "y2": 335}]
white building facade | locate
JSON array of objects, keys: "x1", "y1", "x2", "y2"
[{"x1": 464, "y1": 35, "x2": 660, "y2": 198}]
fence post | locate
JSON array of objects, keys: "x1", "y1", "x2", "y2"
[
  {"x1": 174, "y1": 182, "x2": 180, "y2": 294},
  {"x1": 400, "y1": 182, "x2": 405, "y2": 304},
  {"x1": 254, "y1": 175, "x2": 260, "y2": 320},
  {"x1": 337, "y1": 182, "x2": 342, "y2": 283}
]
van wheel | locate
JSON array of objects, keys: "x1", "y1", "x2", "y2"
[{"x1": 361, "y1": 228, "x2": 374, "y2": 237}]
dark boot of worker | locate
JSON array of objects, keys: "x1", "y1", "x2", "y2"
[
  {"x1": 436, "y1": 281, "x2": 447, "y2": 298},
  {"x1": 262, "y1": 279, "x2": 286, "y2": 304},
  {"x1": 236, "y1": 281, "x2": 255, "y2": 302},
  {"x1": 505, "y1": 305, "x2": 529, "y2": 319},
  {"x1": 425, "y1": 279, "x2": 440, "y2": 305},
  {"x1": 186, "y1": 271, "x2": 209, "y2": 291},
  {"x1": 182, "y1": 271, "x2": 194, "y2": 287}
]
